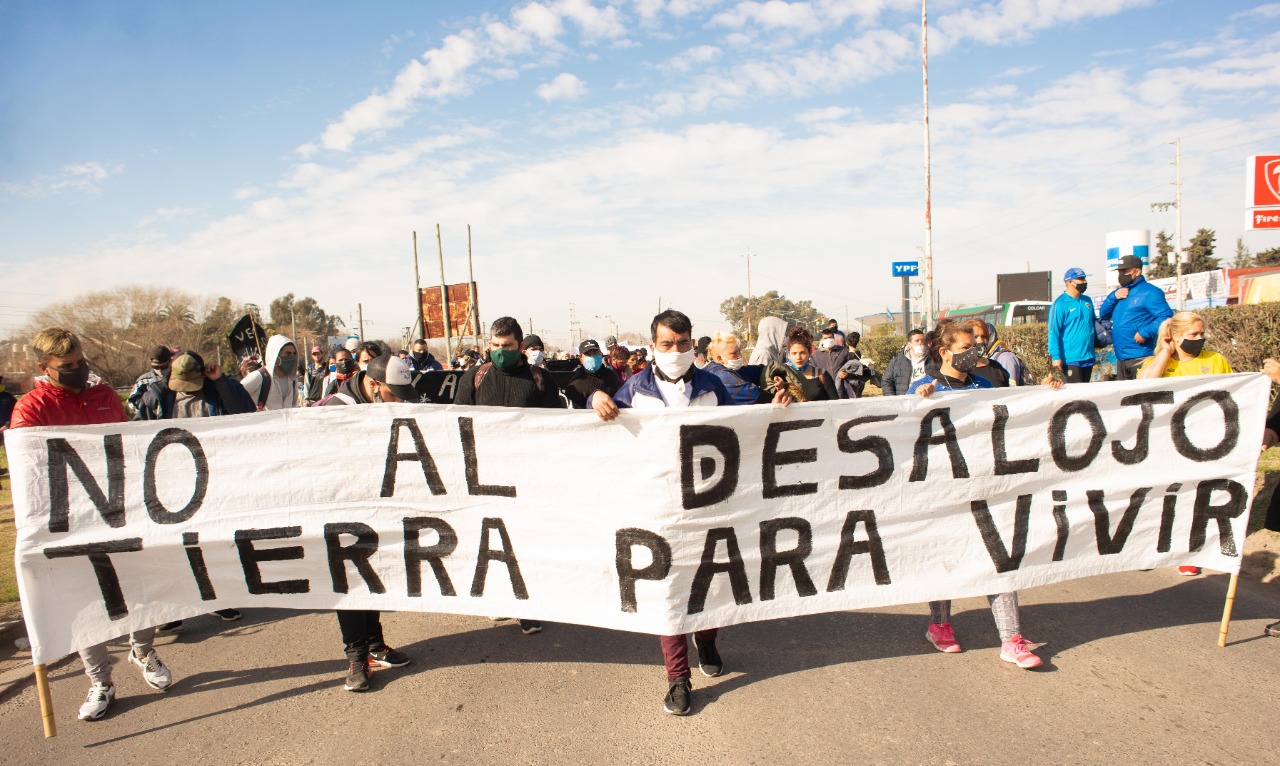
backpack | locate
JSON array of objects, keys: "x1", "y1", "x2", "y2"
[
  {"x1": 472, "y1": 361, "x2": 553, "y2": 400},
  {"x1": 1094, "y1": 317, "x2": 1113, "y2": 349},
  {"x1": 254, "y1": 369, "x2": 272, "y2": 411}
]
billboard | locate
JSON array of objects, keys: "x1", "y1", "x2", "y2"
[
  {"x1": 995, "y1": 271, "x2": 1051, "y2": 303},
  {"x1": 1246, "y1": 155, "x2": 1280, "y2": 230},
  {"x1": 420, "y1": 282, "x2": 480, "y2": 340}
]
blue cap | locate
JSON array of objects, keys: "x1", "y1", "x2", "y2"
[{"x1": 1063, "y1": 267, "x2": 1088, "y2": 282}]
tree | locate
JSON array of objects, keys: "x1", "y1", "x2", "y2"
[
  {"x1": 27, "y1": 285, "x2": 214, "y2": 386},
  {"x1": 1232, "y1": 236, "x2": 1253, "y2": 268},
  {"x1": 1148, "y1": 230, "x2": 1177, "y2": 279},
  {"x1": 268, "y1": 294, "x2": 345, "y2": 347},
  {"x1": 1256, "y1": 246, "x2": 1280, "y2": 267},
  {"x1": 1184, "y1": 228, "x2": 1219, "y2": 273},
  {"x1": 720, "y1": 290, "x2": 828, "y2": 342}
]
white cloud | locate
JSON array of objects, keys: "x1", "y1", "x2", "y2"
[
  {"x1": 2, "y1": 161, "x2": 122, "y2": 197},
  {"x1": 537, "y1": 72, "x2": 588, "y2": 101},
  {"x1": 933, "y1": 0, "x2": 1157, "y2": 52},
  {"x1": 233, "y1": 186, "x2": 262, "y2": 201},
  {"x1": 317, "y1": 33, "x2": 479, "y2": 152},
  {"x1": 664, "y1": 44, "x2": 721, "y2": 72},
  {"x1": 136, "y1": 206, "x2": 196, "y2": 229},
  {"x1": 796, "y1": 106, "x2": 853, "y2": 123}
]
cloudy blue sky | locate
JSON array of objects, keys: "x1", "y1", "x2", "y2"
[{"x1": 2, "y1": 0, "x2": 1279, "y2": 346}]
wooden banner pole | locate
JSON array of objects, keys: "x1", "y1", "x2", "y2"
[
  {"x1": 1217, "y1": 572, "x2": 1239, "y2": 648},
  {"x1": 34, "y1": 663, "x2": 57, "y2": 738}
]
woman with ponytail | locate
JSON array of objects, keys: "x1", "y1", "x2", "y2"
[
  {"x1": 909, "y1": 319, "x2": 1053, "y2": 669},
  {"x1": 764, "y1": 326, "x2": 840, "y2": 402},
  {"x1": 1137, "y1": 311, "x2": 1232, "y2": 379},
  {"x1": 1138, "y1": 311, "x2": 1232, "y2": 575}
]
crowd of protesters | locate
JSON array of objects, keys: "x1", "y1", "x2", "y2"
[{"x1": 6, "y1": 253, "x2": 1280, "y2": 722}]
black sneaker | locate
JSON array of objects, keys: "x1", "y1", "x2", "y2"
[
  {"x1": 369, "y1": 645, "x2": 411, "y2": 668},
  {"x1": 695, "y1": 637, "x2": 723, "y2": 677},
  {"x1": 518, "y1": 619, "x2": 542, "y2": 635},
  {"x1": 344, "y1": 659, "x2": 371, "y2": 692},
  {"x1": 157, "y1": 621, "x2": 183, "y2": 633},
  {"x1": 664, "y1": 678, "x2": 692, "y2": 715},
  {"x1": 213, "y1": 608, "x2": 242, "y2": 621}
]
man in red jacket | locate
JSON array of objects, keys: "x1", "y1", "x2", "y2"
[{"x1": 10, "y1": 328, "x2": 175, "y2": 721}]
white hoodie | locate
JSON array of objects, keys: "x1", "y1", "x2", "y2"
[{"x1": 240, "y1": 334, "x2": 298, "y2": 410}]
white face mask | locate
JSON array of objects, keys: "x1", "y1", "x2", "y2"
[
  {"x1": 820, "y1": 338, "x2": 835, "y2": 350},
  {"x1": 526, "y1": 350, "x2": 545, "y2": 366},
  {"x1": 908, "y1": 344, "x2": 925, "y2": 359},
  {"x1": 723, "y1": 358, "x2": 745, "y2": 370},
  {"x1": 652, "y1": 347, "x2": 695, "y2": 379}
]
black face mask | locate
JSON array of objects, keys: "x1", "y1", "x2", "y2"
[
  {"x1": 411, "y1": 351, "x2": 429, "y2": 363},
  {"x1": 1075, "y1": 281, "x2": 1088, "y2": 293},
  {"x1": 335, "y1": 359, "x2": 356, "y2": 375},
  {"x1": 1118, "y1": 272, "x2": 1136, "y2": 287},
  {"x1": 53, "y1": 361, "x2": 91, "y2": 391},
  {"x1": 948, "y1": 348, "x2": 981, "y2": 373},
  {"x1": 1179, "y1": 338, "x2": 1205, "y2": 357}
]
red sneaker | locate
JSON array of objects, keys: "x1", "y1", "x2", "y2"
[
  {"x1": 1000, "y1": 634, "x2": 1043, "y2": 669},
  {"x1": 926, "y1": 622, "x2": 961, "y2": 653},
  {"x1": 1178, "y1": 566, "x2": 1200, "y2": 576}
]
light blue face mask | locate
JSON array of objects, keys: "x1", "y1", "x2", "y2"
[
  {"x1": 583, "y1": 354, "x2": 604, "y2": 372},
  {"x1": 787, "y1": 359, "x2": 810, "y2": 372}
]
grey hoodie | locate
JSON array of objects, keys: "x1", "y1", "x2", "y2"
[
  {"x1": 240, "y1": 333, "x2": 298, "y2": 410},
  {"x1": 748, "y1": 316, "x2": 789, "y2": 367}
]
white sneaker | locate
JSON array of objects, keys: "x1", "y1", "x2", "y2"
[
  {"x1": 78, "y1": 682, "x2": 116, "y2": 721},
  {"x1": 129, "y1": 649, "x2": 173, "y2": 690}
]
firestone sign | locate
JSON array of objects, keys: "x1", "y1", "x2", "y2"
[{"x1": 1246, "y1": 155, "x2": 1280, "y2": 230}]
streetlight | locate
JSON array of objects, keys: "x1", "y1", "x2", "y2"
[{"x1": 741, "y1": 251, "x2": 756, "y2": 344}]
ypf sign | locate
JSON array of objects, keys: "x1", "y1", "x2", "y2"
[{"x1": 1246, "y1": 155, "x2": 1280, "y2": 230}]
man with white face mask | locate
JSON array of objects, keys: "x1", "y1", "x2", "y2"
[
  {"x1": 522, "y1": 334, "x2": 547, "y2": 368},
  {"x1": 882, "y1": 329, "x2": 927, "y2": 396},
  {"x1": 590, "y1": 310, "x2": 790, "y2": 716}
]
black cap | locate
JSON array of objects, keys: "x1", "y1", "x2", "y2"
[
  {"x1": 579, "y1": 339, "x2": 602, "y2": 355},
  {"x1": 150, "y1": 345, "x2": 174, "y2": 365},
  {"x1": 523, "y1": 334, "x2": 544, "y2": 350},
  {"x1": 1115, "y1": 255, "x2": 1144, "y2": 270}
]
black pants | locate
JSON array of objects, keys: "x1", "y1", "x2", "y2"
[
  {"x1": 1266, "y1": 485, "x2": 1280, "y2": 533},
  {"x1": 1116, "y1": 357, "x2": 1146, "y2": 381},
  {"x1": 337, "y1": 610, "x2": 385, "y2": 660},
  {"x1": 1063, "y1": 365, "x2": 1092, "y2": 384}
]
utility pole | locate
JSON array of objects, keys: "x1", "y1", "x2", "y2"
[
  {"x1": 466, "y1": 224, "x2": 480, "y2": 349},
  {"x1": 595, "y1": 314, "x2": 617, "y2": 337},
  {"x1": 921, "y1": 0, "x2": 935, "y2": 331},
  {"x1": 568, "y1": 303, "x2": 580, "y2": 348},
  {"x1": 358, "y1": 303, "x2": 365, "y2": 340},
  {"x1": 412, "y1": 231, "x2": 425, "y2": 345},
  {"x1": 742, "y1": 250, "x2": 756, "y2": 344},
  {"x1": 436, "y1": 224, "x2": 452, "y2": 352},
  {"x1": 1149, "y1": 138, "x2": 1184, "y2": 310},
  {"x1": 289, "y1": 303, "x2": 297, "y2": 348}
]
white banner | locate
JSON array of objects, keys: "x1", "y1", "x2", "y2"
[{"x1": 7, "y1": 374, "x2": 1268, "y2": 664}]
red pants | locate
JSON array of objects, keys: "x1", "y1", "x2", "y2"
[{"x1": 660, "y1": 629, "x2": 718, "y2": 681}]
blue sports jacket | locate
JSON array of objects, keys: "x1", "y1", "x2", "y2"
[
  {"x1": 1098, "y1": 276, "x2": 1174, "y2": 361},
  {"x1": 1047, "y1": 292, "x2": 1097, "y2": 365}
]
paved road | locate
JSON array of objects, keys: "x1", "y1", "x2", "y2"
[{"x1": 0, "y1": 568, "x2": 1276, "y2": 765}]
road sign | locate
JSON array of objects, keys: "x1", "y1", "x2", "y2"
[
  {"x1": 1248, "y1": 155, "x2": 1280, "y2": 208},
  {"x1": 892, "y1": 261, "x2": 919, "y2": 277},
  {"x1": 1249, "y1": 209, "x2": 1280, "y2": 230}
]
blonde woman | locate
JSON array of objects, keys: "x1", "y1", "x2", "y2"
[
  {"x1": 1137, "y1": 311, "x2": 1232, "y2": 379},
  {"x1": 1138, "y1": 311, "x2": 1232, "y2": 574}
]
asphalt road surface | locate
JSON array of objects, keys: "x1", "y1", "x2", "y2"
[{"x1": 0, "y1": 568, "x2": 1276, "y2": 765}]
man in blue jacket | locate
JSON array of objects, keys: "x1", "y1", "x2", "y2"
[
  {"x1": 1098, "y1": 255, "x2": 1173, "y2": 380},
  {"x1": 1048, "y1": 267, "x2": 1097, "y2": 384}
]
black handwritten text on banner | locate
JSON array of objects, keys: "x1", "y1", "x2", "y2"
[{"x1": 7, "y1": 374, "x2": 1267, "y2": 664}]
